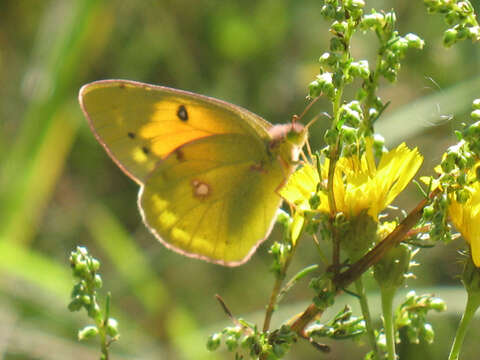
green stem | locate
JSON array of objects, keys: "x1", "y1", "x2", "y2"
[
  {"x1": 355, "y1": 277, "x2": 380, "y2": 360},
  {"x1": 100, "y1": 327, "x2": 109, "y2": 360},
  {"x1": 363, "y1": 53, "x2": 382, "y2": 131},
  {"x1": 263, "y1": 274, "x2": 285, "y2": 332},
  {"x1": 380, "y1": 286, "x2": 396, "y2": 360},
  {"x1": 263, "y1": 240, "x2": 299, "y2": 332},
  {"x1": 448, "y1": 292, "x2": 480, "y2": 360}
]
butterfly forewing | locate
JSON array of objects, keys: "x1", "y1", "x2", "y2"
[{"x1": 79, "y1": 80, "x2": 271, "y2": 184}]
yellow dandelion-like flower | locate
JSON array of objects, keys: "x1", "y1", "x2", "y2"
[
  {"x1": 448, "y1": 164, "x2": 480, "y2": 267},
  {"x1": 281, "y1": 138, "x2": 423, "y2": 221}
]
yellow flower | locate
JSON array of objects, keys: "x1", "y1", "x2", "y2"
[
  {"x1": 448, "y1": 164, "x2": 480, "y2": 267},
  {"x1": 281, "y1": 138, "x2": 423, "y2": 221}
]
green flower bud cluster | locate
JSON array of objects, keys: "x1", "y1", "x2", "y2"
[
  {"x1": 270, "y1": 242, "x2": 292, "y2": 278},
  {"x1": 310, "y1": 2, "x2": 369, "y2": 101},
  {"x1": 363, "y1": 10, "x2": 425, "y2": 82},
  {"x1": 310, "y1": 3, "x2": 423, "y2": 160},
  {"x1": 422, "y1": 99, "x2": 480, "y2": 244},
  {"x1": 337, "y1": 101, "x2": 364, "y2": 155},
  {"x1": 305, "y1": 305, "x2": 366, "y2": 340},
  {"x1": 395, "y1": 291, "x2": 446, "y2": 344},
  {"x1": 379, "y1": 32, "x2": 424, "y2": 83},
  {"x1": 207, "y1": 324, "x2": 297, "y2": 360},
  {"x1": 424, "y1": 0, "x2": 480, "y2": 47},
  {"x1": 68, "y1": 246, "x2": 119, "y2": 356},
  {"x1": 270, "y1": 211, "x2": 294, "y2": 278},
  {"x1": 309, "y1": 72, "x2": 335, "y2": 99},
  {"x1": 320, "y1": 0, "x2": 365, "y2": 23},
  {"x1": 310, "y1": 274, "x2": 336, "y2": 309},
  {"x1": 69, "y1": 247, "x2": 103, "y2": 319},
  {"x1": 423, "y1": 191, "x2": 453, "y2": 243},
  {"x1": 460, "y1": 99, "x2": 480, "y2": 158},
  {"x1": 372, "y1": 133, "x2": 386, "y2": 158}
]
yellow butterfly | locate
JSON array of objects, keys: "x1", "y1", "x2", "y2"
[{"x1": 79, "y1": 80, "x2": 307, "y2": 266}]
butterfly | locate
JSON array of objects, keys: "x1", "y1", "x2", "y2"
[{"x1": 79, "y1": 79, "x2": 307, "y2": 266}]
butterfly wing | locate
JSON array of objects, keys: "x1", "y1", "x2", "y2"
[
  {"x1": 139, "y1": 133, "x2": 286, "y2": 266},
  {"x1": 79, "y1": 79, "x2": 272, "y2": 184}
]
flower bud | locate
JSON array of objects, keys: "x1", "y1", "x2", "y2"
[
  {"x1": 206, "y1": 333, "x2": 222, "y2": 351},
  {"x1": 225, "y1": 335, "x2": 239, "y2": 351},
  {"x1": 443, "y1": 28, "x2": 458, "y2": 47},
  {"x1": 331, "y1": 21, "x2": 348, "y2": 34},
  {"x1": 422, "y1": 323, "x2": 434, "y2": 344},
  {"x1": 78, "y1": 325, "x2": 99, "y2": 340},
  {"x1": 471, "y1": 109, "x2": 480, "y2": 120},
  {"x1": 361, "y1": 12, "x2": 384, "y2": 29},
  {"x1": 91, "y1": 258, "x2": 100, "y2": 271},
  {"x1": 349, "y1": 60, "x2": 370, "y2": 79},
  {"x1": 330, "y1": 37, "x2": 345, "y2": 52},
  {"x1": 317, "y1": 72, "x2": 335, "y2": 98},
  {"x1": 94, "y1": 274, "x2": 103, "y2": 289},
  {"x1": 429, "y1": 297, "x2": 447, "y2": 312},
  {"x1": 404, "y1": 33, "x2": 424, "y2": 49},
  {"x1": 88, "y1": 302, "x2": 102, "y2": 322},
  {"x1": 106, "y1": 318, "x2": 120, "y2": 338},
  {"x1": 341, "y1": 125, "x2": 357, "y2": 144},
  {"x1": 308, "y1": 80, "x2": 322, "y2": 98}
]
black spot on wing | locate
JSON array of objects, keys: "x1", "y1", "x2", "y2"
[
  {"x1": 175, "y1": 149, "x2": 185, "y2": 161},
  {"x1": 177, "y1": 105, "x2": 188, "y2": 121},
  {"x1": 127, "y1": 132, "x2": 136, "y2": 139},
  {"x1": 142, "y1": 146, "x2": 150, "y2": 155}
]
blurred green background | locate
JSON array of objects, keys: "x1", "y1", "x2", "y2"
[{"x1": 1, "y1": 0, "x2": 480, "y2": 359}]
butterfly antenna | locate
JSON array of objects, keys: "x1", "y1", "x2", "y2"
[
  {"x1": 300, "y1": 149, "x2": 309, "y2": 164},
  {"x1": 215, "y1": 294, "x2": 236, "y2": 321},
  {"x1": 302, "y1": 111, "x2": 328, "y2": 160},
  {"x1": 293, "y1": 95, "x2": 322, "y2": 125}
]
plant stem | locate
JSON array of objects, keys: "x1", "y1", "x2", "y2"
[
  {"x1": 381, "y1": 286, "x2": 396, "y2": 360},
  {"x1": 263, "y1": 241, "x2": 298, "y2": 332},
  {"x1": 263, "y1": 274, "x2": 285, "y2": 332},
  {"x1": 290, "y1": 303, "x2": 324, "y2": 334},
  {"x1": 448, "y1": 292, "x2": 480, "y2": 360},
  {"x1": 355, "y1": 277, "x2": 380, "y2": 360},
  {"x1": 97, "y1": 315, "x2": 109, "y2": 360}
]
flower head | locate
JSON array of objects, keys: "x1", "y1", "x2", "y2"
[
  {"x1": 281, "y1": 138, "x2": 423, "y2": 221},
  {"x1": 448, "y1": 163, "x2": 480, "y2": 267}
]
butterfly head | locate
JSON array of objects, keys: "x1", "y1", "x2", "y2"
[{"x1": 268, "y1": 123, "x2": 307, "y2": 164}]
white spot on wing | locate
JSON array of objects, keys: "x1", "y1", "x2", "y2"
[{"x1": 191, "y1": 179, "x2": 211, "y2": 199}]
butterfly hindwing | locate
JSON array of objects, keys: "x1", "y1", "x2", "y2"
[{"x1": 139, "y1": 133, "x2": 285, "y2": 265}]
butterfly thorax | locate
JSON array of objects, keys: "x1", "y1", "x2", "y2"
[{"x1": 268, "y1": 123, "x2": 307, "y2": 166}]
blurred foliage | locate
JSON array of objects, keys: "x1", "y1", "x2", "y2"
[{"x1": 1, "y1": 0, "x2": 480, "y2": 359}]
